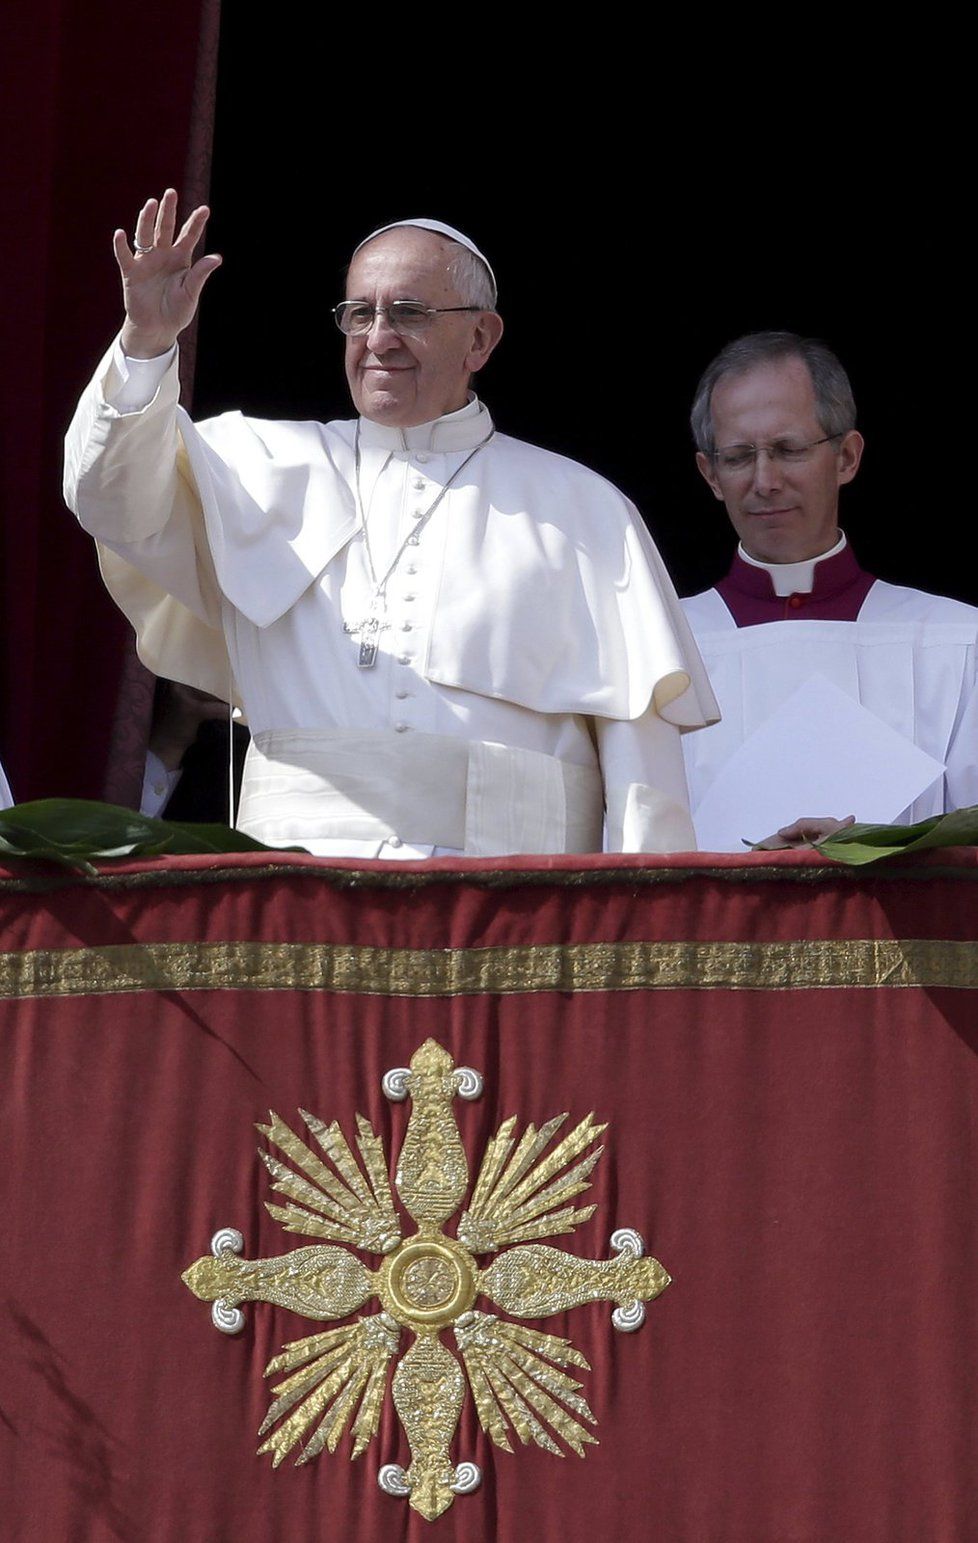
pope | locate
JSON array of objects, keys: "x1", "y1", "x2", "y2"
[{"x1": 65, "y1": 192, "x2": 717, "y2": 858}]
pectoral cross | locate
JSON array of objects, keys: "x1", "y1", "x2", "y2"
[{"x1": 342, "y1": 615, "x2": 390, "y2": 669}]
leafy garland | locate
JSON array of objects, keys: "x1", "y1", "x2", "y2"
[
  {"x1": 816, "y1": 806, "x2": 978, "y2": 865},
  {"x1": 0, "y1": 799, "x2": 294, "y2": 875},
  {"x1": 2, "y1": 799, "x2": 977, "y2": 874}
]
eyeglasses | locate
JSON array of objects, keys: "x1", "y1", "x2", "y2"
[
  {"x1": 711, "y1": 435, "x2": 842, "y2": 473},
  {"x1": 333, "y1": 300, "x2": 483, "y2": 336}
]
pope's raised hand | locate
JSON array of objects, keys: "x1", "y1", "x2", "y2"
[{"x1": 114, "y1": 189, "x2": 222, "y2": 358}]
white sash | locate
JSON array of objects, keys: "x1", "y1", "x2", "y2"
[{"x1": 238, "y1": 730, "x2": 604, "y2": 856}]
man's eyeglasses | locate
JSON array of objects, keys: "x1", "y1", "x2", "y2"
[
  {"x1": 711, "y1": 435, "x2": 842, "y2": 473},
  {"x1": 333, "y1": 301, "x2": 483, "y2": 337}
]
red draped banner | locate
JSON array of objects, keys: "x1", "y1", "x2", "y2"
[
  {"x1": 2, "y1": 850, "x2": 976, "y2": 1541},
  {"x1": 1, "y1": 1, "x2": 220, "y2": 804}
]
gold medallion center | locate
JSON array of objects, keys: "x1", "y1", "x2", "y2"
[
  {"x1": 380, "y1": 1236, "x2": 477, "y2": 1329},
  {"x1": 403, "y1": 1256, "x2": 456, "y2": 1307}
]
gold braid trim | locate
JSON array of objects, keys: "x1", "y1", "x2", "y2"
[{"x1": 2, "y1": 937, "x2": 977, "y2": 1000}]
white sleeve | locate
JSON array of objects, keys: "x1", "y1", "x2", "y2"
[
  {"x1": 140, "y1": 751, "x2": 182, "y2": 818},
  {"x1": 944, "y1": 670, "x2": 978, "y2": 811},
  {"x1": 63, "y1": 338, "x2": 223, "y2": 626},
  {"x1": 0, "y1": 755, "x2": 13, "y2": 810},
  {"x1": 109, "y1": 341, "x2": 177, "y2": 414},
  {"x1": 596, "y1": 707, "x2": 698, "y2": 853}
]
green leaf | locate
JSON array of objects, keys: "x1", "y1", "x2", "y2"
[
  {"x1": 818, "y1": 806, "x2": 978, "y2": 866},
  {"x1": 0, "y1": 799, "x2": 303, "y2": 873}
]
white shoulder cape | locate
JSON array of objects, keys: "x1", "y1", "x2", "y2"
[{"x1": 66, "y1": 346, "x2": 717, "y2": 729}]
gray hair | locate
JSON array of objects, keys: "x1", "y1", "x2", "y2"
[
  {"x1": 447, "y1": 244, "x2": 497, "y2": 309},
  {"x1": 690, "y1": 331, "x2": 857, "y2": 455}
]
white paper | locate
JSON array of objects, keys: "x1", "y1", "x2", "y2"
[{"x1": 692, "y1": 674, "x2": 946, "y2": 852}]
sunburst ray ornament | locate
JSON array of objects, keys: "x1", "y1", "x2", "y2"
[{"x1": 182, "y1": 1040, "x2": 670, "y2": 1522}]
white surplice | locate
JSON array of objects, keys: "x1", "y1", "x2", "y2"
[{"x1": 682, "y1": 576, "x2": 978, "y2": 851}]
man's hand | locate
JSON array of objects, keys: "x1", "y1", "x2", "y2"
[
  {"x1": 148, "y1": 682, "x2": 228, "y2": 770},
  {"x1": 114, "y1": 189, "x2": 222, "y2": 358},
  {"x1": 752, "y1": 814, "x2": 856, "y2": 851}
]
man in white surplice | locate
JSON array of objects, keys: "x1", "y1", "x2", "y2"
[
  {"x1": 681, "y1": 331, "x2": 978, "y2": 851},
  {"x1": 65, "y1": 193, "x2": 717, "y2": 857}
]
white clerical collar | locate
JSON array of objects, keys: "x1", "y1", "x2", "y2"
[
  {"x1": 739, "y1": 532, "x2": 847, "y2": 596},
  {"x1": 358, "y1": 394, "x2": 493, "y2": 453}
]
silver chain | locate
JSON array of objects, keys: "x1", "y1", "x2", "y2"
[{"x1": 353, "y1": 420, "x2": 495, "y2": 600}]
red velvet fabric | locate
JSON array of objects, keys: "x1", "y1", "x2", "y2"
[
  {"x1": 2, "y1": 851, "x2": 977, "y2": 1541},
  {"x1": 0, "y1": 1, "x2": 219, "y2": 804}
]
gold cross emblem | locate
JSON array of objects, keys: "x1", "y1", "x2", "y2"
[{"x1": 183, "y1": 1039, "x2": 670, "y2": 1521}]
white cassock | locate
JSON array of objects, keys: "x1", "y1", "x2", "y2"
[
  {"x1": 682, "y1": 555, "x2": 978, "y2": 852},
  {"x1": 64, "y1": 342, "x2": 718, "y2": 858},
  {"x1": 0, "y1": 757, "x2": 12, "y2": 810}
]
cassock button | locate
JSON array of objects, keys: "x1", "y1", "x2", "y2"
[
  {"x1": 395, "y1": 689, "x2": 409, "y2": 699},
  {"x1": 789, "y1": 595, "x2": 803, "y2": 608},
  {"x1": 388, "y1": 835, "x2": 403, "y2": 848},
  {"x1": 411, "y1": 477, "x2": 426, "y2": 491},
  {"x1": 394, "y1": 722, "x2": 409, "y2": 733},
  {"x1": 407, "y1": 535, "x2": 420, "y2": 545},
  {"x1": 401, "y1": 622, "x2": 412, "y2": 631},
  {"x1": 406, "y1": 564, "x2": 418, "y2": 575},
  {"x1": 416, "y1": 453, "x2": 430, "y2": 464},
  {"x1": 411, "y1": 509, "x2": 424, "y2": 519},
  {"x1": 398, "y1": 654, "x2": 412, "y2": 664},
  {"x1": 404, "y1": 593, "x2": 416, "y2": 602}
]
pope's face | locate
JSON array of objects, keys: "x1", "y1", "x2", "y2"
[
  {"x1": 695, "y1": 356, "x2": 864, "y2": 564},
  {"x1": 343, "y1": 229, "x2": 502, "y2": 428}
]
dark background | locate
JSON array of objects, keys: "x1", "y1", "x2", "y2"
[{"x1": 195, "y1": 20, "x2": 973, "y2": 602}]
